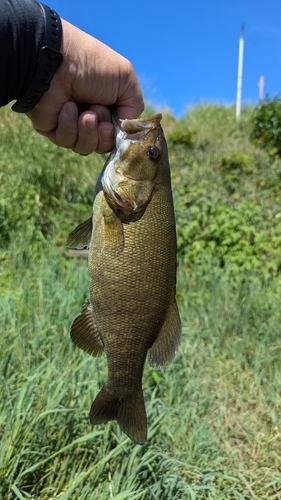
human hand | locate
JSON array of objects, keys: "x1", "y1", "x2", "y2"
[{"x1": 27, "y1": 19, "x2": 144, "y2": 155}]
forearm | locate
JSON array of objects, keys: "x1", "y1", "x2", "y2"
[{"x1": 0, "y1": 0, "x2": 44, "y2": 107}]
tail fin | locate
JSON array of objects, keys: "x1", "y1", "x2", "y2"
[{"x1": 89, "y1": 383, "x2": 147, "y2": 444}]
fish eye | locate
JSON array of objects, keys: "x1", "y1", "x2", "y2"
[{"x1": 146, "y1": 145, "x2": 160, "y2": 159}]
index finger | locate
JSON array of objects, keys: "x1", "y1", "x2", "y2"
[{"x1": 115, "y1": 69, "x2": 144, "y2": 119}]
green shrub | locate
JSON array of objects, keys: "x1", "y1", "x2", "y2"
[
  {"x1": 0, "y1": 107, "x2": 103, "y2": 246},
  {"x1": 251, "y1": 94, "x2": 281, "y2": 156},
  {"x1": 168, "y1": 122, "x2": 196, "y2": 147},
  {"x1": 219, "y1": 152, "x2": 255, "y2": 192},
  {"x1": 172, "y1": 103, "x2": 281, "y2": 280},
  {"x1": 1, "y1": 103, "x2": 281, "y2": 281}
]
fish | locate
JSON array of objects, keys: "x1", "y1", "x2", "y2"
[{"x1": 67, "y1": 113, "x2": 181, "y2": 444}]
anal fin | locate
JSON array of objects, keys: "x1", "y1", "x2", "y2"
[
  {"x1": 148, "y1": 301, "x2": 181, "y2": 369},
  {"x1": 70, "y1": 300, "x2": 104, "y2": 357}
]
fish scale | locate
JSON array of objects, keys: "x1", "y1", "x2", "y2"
[{"x1": 67, "y1": 113, "x2": 181, "y2": 444}]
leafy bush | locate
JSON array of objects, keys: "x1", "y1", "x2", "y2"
[
  {"x1": 251, "y1": 94, "x2": 281, "y2": 156},
  {"x1": 0, "y1": 107, "x2": 103, "y2": 246},
  {"x1": 168, "y1": 121, "x2": 196, "y2": 147},
  {"x1": 1, "y1": 103, "x2": 281, "y2": 280},
  {"x1": 171, "y1": 104, "x2": 281, "y2": 279},
  {"x1": 219, "y1": 152, "x2": 255, "y2": 192}
]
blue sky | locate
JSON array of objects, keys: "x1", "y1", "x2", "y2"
[{"x1": 51, "y1": 0, "x2": 281, "y2": 117}]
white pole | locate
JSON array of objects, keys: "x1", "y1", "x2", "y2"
[
  {"x1": 258, "y1": 75, "x2": 265, "y2": 100},
  {"x1": 236, "y1": 24, "x2": 245, "y2": 120}
]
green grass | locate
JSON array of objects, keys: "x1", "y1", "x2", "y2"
[
  {"x1": 1, "y1": 104, "x2": 281, "y2": 498},
  {"x1": 1, "y1": 242, "x2": 281, "y2": 498}
]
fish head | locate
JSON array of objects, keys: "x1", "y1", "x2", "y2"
[{"x1": 102, "y1": 113, "x2": 168, "y2": 214}]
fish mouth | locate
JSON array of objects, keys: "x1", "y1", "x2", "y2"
[
  {"x1": 102, "y1": 153, "x2": 137, "y2": 212},
  {"x1": 104, "y1": 177, "x2": 150, "y2": 215},
  {"x1": 105, "y1": 191, "x2": 139, "y2": 214},
  {"x1": 102, "y1": 158, "x2": 141, "y2": 213},
  {"x1": 101, "y1": 113, "x2": 161, "y2": 213},
  {"x1": 113, "y1": 113, "x2": 162, "y2": 143},
  {"x1": 105, "y1": 179, "x2": 148, "y2": 214}
]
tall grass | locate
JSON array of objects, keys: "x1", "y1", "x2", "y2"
[
  {"x1": 1, "y1": 104, "x2": 281, "y2": 498},
  {"x1": 1, "y1": 240, "x2": 281, "y2": 498}
]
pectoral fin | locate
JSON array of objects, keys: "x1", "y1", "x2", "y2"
[
  {"x1": 148, "y1": 301, "x2": 181, "y2": 369},
  {"x1": 70, "y1": 300, "x2": 104, "y2": 357},
  {"x1": 92, "y1": 193, "x2": 124, "y2": 253},
  {"x1": 66, "y1": 217, "x2": 92, "y2": 249},
  {"x1": 103, "y1": 208, "x2": 124, "y2": 251}
]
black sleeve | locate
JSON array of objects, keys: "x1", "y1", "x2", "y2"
[{"x1": 0, "y1": 0, "x2": 45, "y2": 107}]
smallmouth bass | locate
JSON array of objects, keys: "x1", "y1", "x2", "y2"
[{"x1": 67, "y1": 113, "x2": 181, "y2": 444}]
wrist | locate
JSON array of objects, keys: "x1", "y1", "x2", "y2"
[{"x1": 12, "y1": 2, "x2": 63, "y2": 113}]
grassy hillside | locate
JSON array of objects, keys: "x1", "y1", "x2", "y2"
[{"x1": 1, "y1": 104, "x2": 281, "y2": 499}]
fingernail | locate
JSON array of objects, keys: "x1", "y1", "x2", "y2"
[{"x1": 86, "y1": 117, "x2": 97, "y2": 130}]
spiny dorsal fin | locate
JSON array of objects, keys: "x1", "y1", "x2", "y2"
[
  {"x1": 147, "y1": 301, "x2": 181, "y2": 369},
  {"x1": 66, "y1": 217, "x2": 92, "y2": 249},
  {"x1": 70, "y1": 300, "x2": 104, "y2": 357}
]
